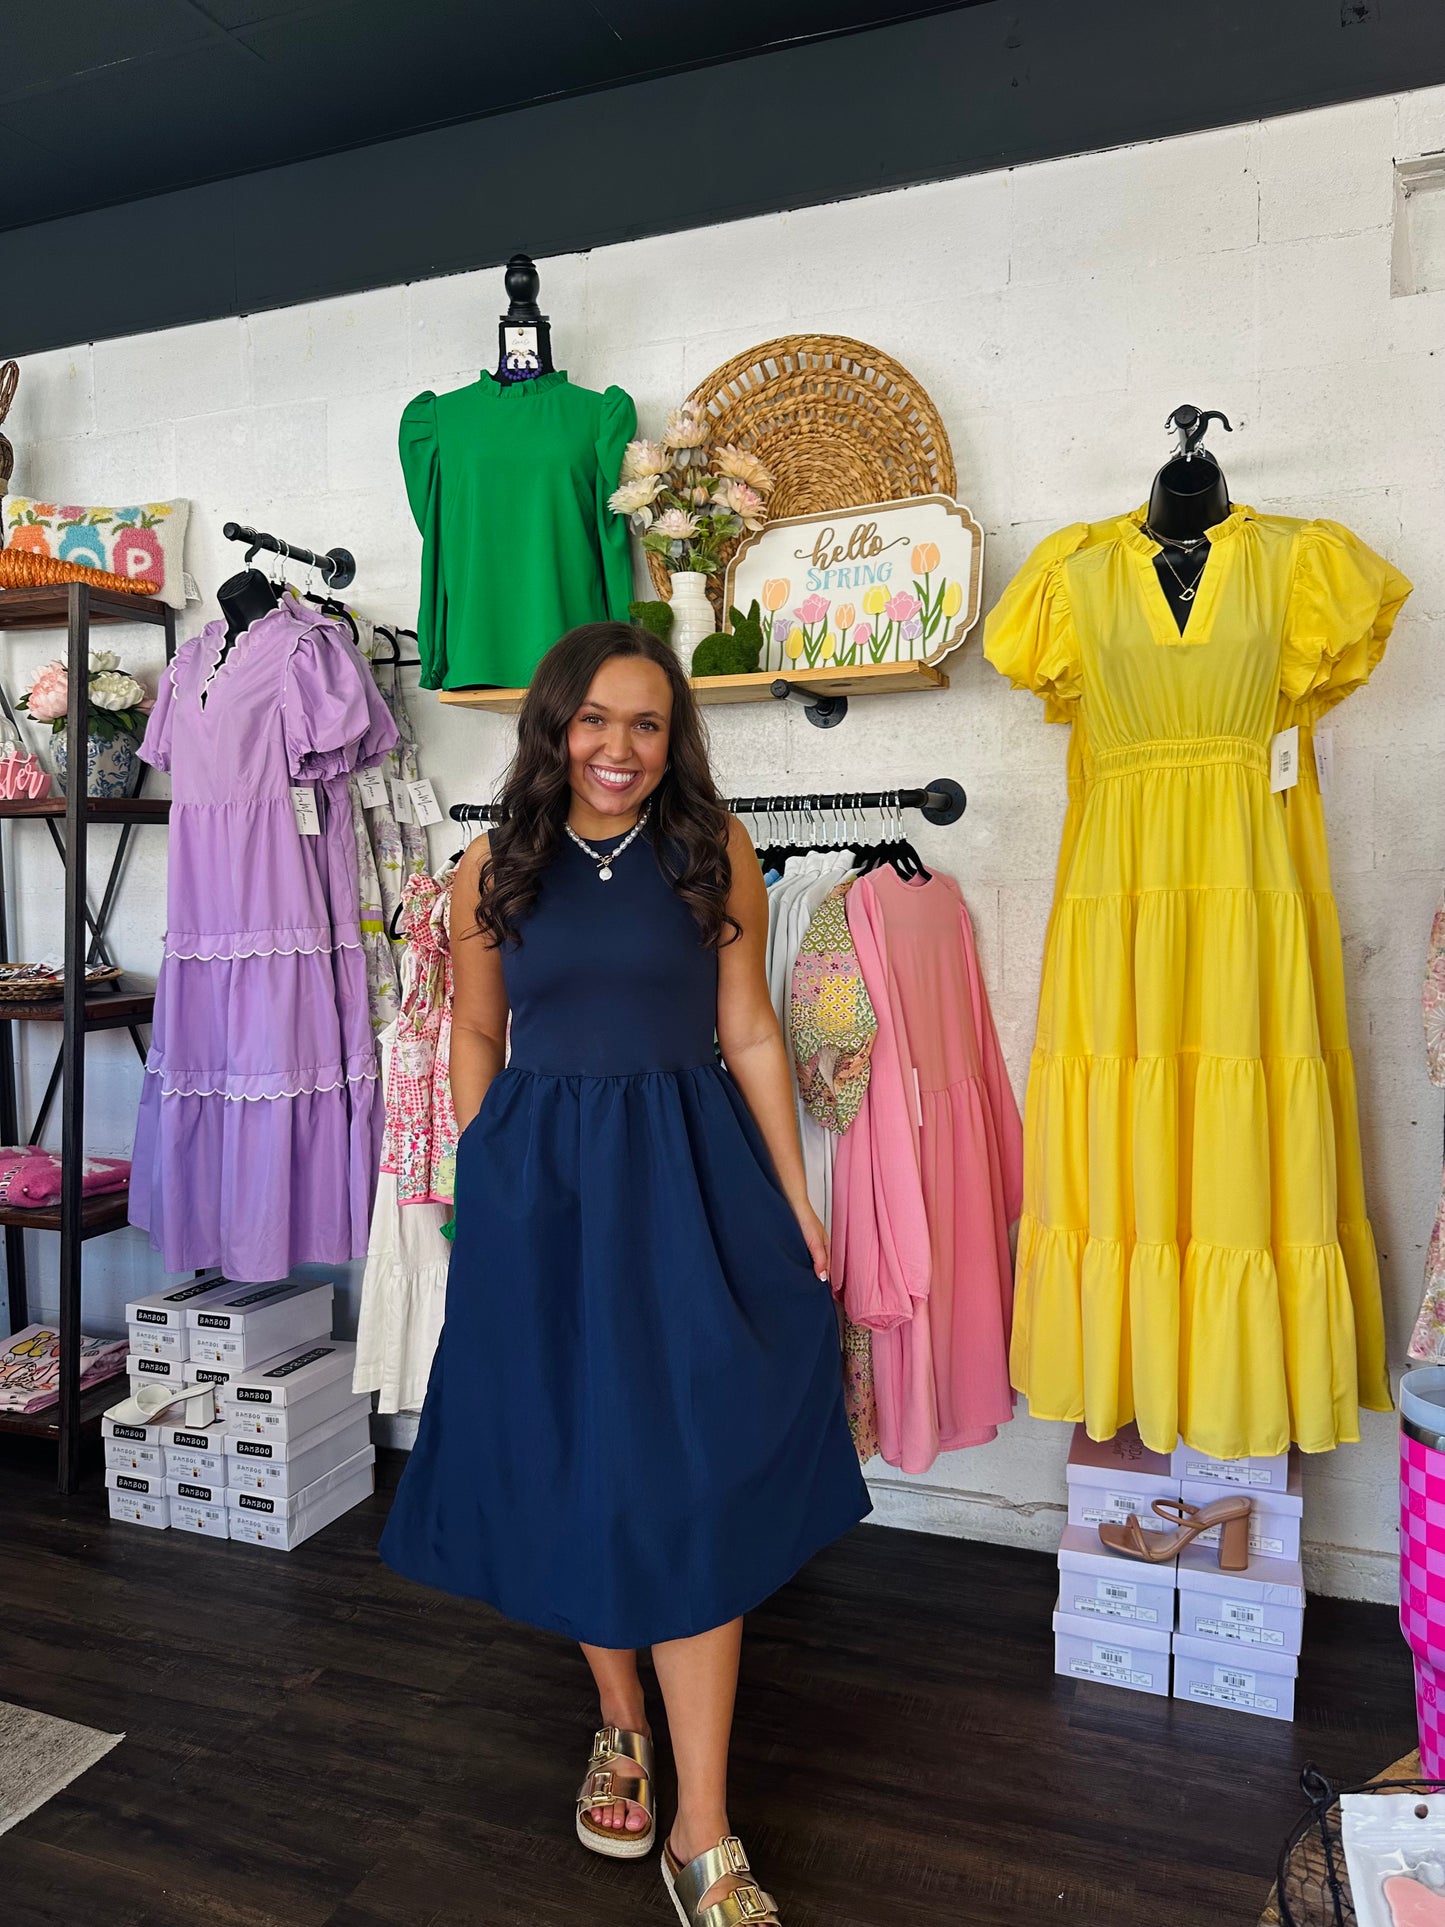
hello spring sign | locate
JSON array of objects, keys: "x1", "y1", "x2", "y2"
[{"x1": 724, "y1": 494, "x2": 984, "y2": 674}]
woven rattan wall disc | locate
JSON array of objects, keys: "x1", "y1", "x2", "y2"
[{"x1": 645, "y1": 334, "x2": 956, "y2": 606}]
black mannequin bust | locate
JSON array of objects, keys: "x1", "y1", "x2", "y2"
[
  {"x1": 210, "y1": 566, "x2": 281, "y2": 688},
  {"x1": 1145, "y1": 405, "x2": 1233, "y2": 631},
  {"x1": 494, "y1": 254, "x2": 555, "y2": 385}
]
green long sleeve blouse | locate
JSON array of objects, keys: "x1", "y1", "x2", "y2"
[{"x1": 399, "y1": 371, "x2": 637, "y2": 690}]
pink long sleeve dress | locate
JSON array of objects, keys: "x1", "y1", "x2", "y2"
[{"x1": 832, "y1": 868, "x2": 1024, "y2": 1472}]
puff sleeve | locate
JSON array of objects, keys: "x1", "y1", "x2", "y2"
[
  {"x1": 398, "y1": 390, "x2": 448, "y2": 690},
  {"x1": 982, "y1": 524, "x2": 1090, "y2": 723},
  {"x1": 138, "y1": 644, "x2": 188, "y2": 772},
  {"x1": 1281, "y1": 519, "x2": 1412, "y2": 718},
  {"x1": 595, "y1": 384, "x2": 639, "y2": 620},
  {"x1": 283, "y1": 624, "x2": 399, "y2": 783}
]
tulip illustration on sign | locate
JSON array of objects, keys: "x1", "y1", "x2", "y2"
[
  {"x1": 724, "y1": 494, "x2": 984, "y2": 670},
  {"x1": 790, "y1": 593, "x2": 832, "y2": 667}
]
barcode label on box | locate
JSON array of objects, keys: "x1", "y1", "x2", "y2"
[
  {"x1": 1097, "y1": 1579, "x2": 1137, "y2": 1605},
  {"x1": 1196, "y1": 1616, "x2": 1284, "y2": 1647},
  {"x1": 1079, "y1": 1491, "x2": 1160, "y2": 1525},
  {"x1": 1072, "y1": 1594, "x2": 1157, "y2": 1624},
  {"x1": 1071, "y1": 1654, "x2": 1150, "y2": 1687},
  {"x1": 1186, "y1": 1462, "x2": 1272, "y2": 1487},
  {"x1": 1188, "y1": 1666, "x2": 1279, "y2": 1714}
]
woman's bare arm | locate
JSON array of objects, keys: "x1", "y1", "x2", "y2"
[
  {"x1": 448, "y1": 834, "x2": 510, "y2": 1132},
  {"x1": 714, "y1": 816, "x2": 828, "y2": 1277}
]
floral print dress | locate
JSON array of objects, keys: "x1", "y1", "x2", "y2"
[{"x1": 1411, "y1": 894, "x2": 1445, "y2": 1361}]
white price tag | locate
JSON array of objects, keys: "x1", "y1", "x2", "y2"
[
  {"x1": 1313, "y1": 728, "x2": 1335, "y2": 795},
  {"x1": 389, "y1": 778, "x2": 414, "y2": 824},
  {"x1": 1270, "y1": 725, "x2": 1300, "y2": 793},
  {"x1": 408, "y1": 777, "x2": 443, "y2": 827},
  {"x1": 356, "y1": 766, "x2": 388, "y2": 809},
  {"x1": 290, "y1": 786, "x2": 321, "y2": 836}
]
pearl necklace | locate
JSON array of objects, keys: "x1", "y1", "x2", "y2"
[{"x1": 565, "y1": 801, "x2": 651, "y2": 881}]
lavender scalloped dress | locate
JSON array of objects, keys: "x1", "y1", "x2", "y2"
[{"x1": 129, "y1": 595, "x2": 398, "y2": 1282}]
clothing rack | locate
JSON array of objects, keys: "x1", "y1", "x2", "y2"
[
  {"x1": 222, "y1": 521, "x2": 356, "y2": 591},
  {"x1": 449, "y1": 778, "x2": 967, "y2": 827}
]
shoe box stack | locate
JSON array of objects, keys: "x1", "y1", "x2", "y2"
[
  {"x1": 1168, "y1": 1439, "x2": 1305, "y2": 1722},
  {"x1": 1052, "y1": 1424, "x2": 1305, "y2": 1720},
  {"x1": 104, "y1": 1277, "x2": 375, "y2": 1549}
]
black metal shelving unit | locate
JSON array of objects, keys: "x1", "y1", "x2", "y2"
[{"x1": 0, "y1": 582, "x2": 175, "y2": 1491}]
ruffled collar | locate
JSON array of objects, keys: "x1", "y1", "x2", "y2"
[
  {"x1": 1116, "y1": 502, "x2": 1254, "y2": 556},
  {"x1": 477, "y1": 369, "x2": 569, "y2": 400}
]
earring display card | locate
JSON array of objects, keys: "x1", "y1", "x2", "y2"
[
  {"x1": 1171, "y1": 1631, "x2": 1297, "y2": 1721},
  {"x1": 1052, "y1": 1603, "x2": 1172, "y2": 1697},
  {"x1": 185, "y1": 1280, "x2": 334, "y2": 1370},
  {"x1": 224, "y1": 1406, "x2": 371, "y2": 1497}
]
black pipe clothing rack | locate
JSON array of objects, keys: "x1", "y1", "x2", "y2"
[
  {"x1": 222, "y1": 521, "x2": 356, "y2": 591},
  {"x1": 450, "y1": 779, "x2": 967, "y2": 827}
]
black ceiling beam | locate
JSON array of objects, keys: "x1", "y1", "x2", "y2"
[{"x1": 3, "y1": 0, "x2": 1443, "y2": 356}]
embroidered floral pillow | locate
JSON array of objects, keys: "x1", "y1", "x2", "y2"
[{"x1": 3, "y1": 498, "x2": 191, "y2": 610}]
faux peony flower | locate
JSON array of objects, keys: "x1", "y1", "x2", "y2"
[
  {"x1": 713, "y1": 444, "x2": 775, "y2": 492},
  {"x1": 652, "y1": 508, "x2": 700, "y2": 541},
  {"x1": 88, "y1": 648, "x2": 120, "y2": 673},
  {"x1": 715, "y1": 479, "x2": 766, "y2": 526},
  {"x1": 90, "y1": 670, "x2": 146, "y2": 711},
  {"x1": 25, "y1": 662, "x2": 69, "y2": 722},
  {"x1": 793, "y1": 593, "x2": 830, "y2": 625},
  {"x1": 662, "y1": 404, "x2": 709, "y2": 451},
  {"x1": 620, "y1": 439, "x2": 670, "y2": 482},
  {"x1": 608, "y1": 475, "x2": 664, "y2": 520}
]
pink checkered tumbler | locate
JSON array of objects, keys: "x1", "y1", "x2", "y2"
[{"x1": 1399, "y1": 1368, "x2": 1445, "y2": 1775}]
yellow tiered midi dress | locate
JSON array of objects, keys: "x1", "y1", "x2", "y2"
[{"x1": 985, "y1": 506, "x2": 1410, "y2": 1459}]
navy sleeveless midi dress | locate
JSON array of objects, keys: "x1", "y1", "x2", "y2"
[{"x1": 379, "y1": 822, "x2": 871, "y2": 1648}]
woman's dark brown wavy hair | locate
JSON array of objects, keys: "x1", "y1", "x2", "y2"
[{"x1": 472, "y1": 622, "x2": 739, "y2": 951}]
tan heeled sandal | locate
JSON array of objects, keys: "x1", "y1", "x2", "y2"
[
  {"x1": 575, "y1": 1724, "x2": 656, "y2": 1859},
  {"x1": 662, "y1": 1833, "x2": 782, "y2": 1926},
  {"x1": 1097, "y1": 1493, "x2": 1252, "y2": 1571}
]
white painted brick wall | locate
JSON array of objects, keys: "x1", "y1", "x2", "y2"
[{"x1": 5, "y1": 87, "x2": 1445, "y2": 1599}]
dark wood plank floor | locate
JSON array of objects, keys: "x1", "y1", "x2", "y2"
[{"x1": 0, "y1": 1440, "x2": 1417, "y2": 1927}]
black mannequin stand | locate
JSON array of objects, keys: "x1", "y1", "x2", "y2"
[
  {"x1": 494, "y1": 254, "x2": 555, "y2": 384},
  {"x1": 1145, "y1": 405, "x2": 1233, "y2": 630}
]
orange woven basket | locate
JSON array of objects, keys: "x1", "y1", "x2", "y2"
[{"x1": 0, "y1": 547, "x2": 155, "y2": 596}]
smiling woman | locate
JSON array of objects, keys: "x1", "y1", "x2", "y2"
[{"x1": 380, "y1": 618, "x2": 869, "y2": 1927}]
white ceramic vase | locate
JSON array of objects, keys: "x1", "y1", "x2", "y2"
[{"x1": 668, "y1": 571, "x2": 717, "y2": 672}]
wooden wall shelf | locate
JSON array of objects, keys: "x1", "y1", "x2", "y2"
[{"x1": 439, "y1": 658, "x2": 949, "y2": 716}]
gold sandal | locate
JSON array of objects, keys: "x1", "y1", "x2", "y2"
[
  {"x1": 662, "y1": 1834, "x2": 781, "y2": 1926},
  {"x1": 575, "y1": 1724, "x2": 656, "y2": 1859},
  {"x1": 1097, "y1": 1493, "x2": 1252, "y2": 1571}
]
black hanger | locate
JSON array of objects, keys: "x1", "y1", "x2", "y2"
[{"x1": 304, "y1": 585, "x2": 359, "y2": 647}]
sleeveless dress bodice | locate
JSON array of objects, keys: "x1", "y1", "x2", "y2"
[
  {"x1": 503, "y1": 828, "x2": 718, "y2": 1076},
  {"x1": 381, "y1": 819, "x2": 870, "y2": 1648}
]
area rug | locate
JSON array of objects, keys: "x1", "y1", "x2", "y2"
[{"x1": 0, "y1": 1700, "x2": 122, "y2": 1837}]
